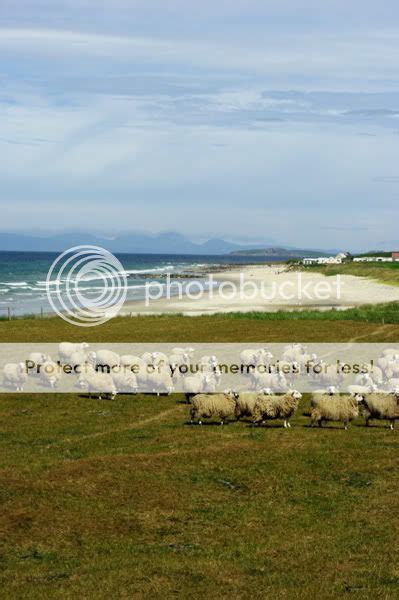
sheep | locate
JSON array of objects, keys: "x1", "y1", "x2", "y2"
[
  {"x1": 251, "y1": 371, "x2": 288, "y2": 393},
  {"x1": 92, "y1": 350, "x2": 120, "y2": 372},
  {"x1": 39, "y1": 360, "x2": 61, "y2": 389},
  {"x1": 27, "y1": 352, "x2": 51, "y2": 372},
  {"x1": 354, "y1": 370, "x2": 383, "y2": 388},
  {"x1": 317, "y1": 365, "x2": 344, "y2": 388},
  {"x1": 297, "y1": 352, "x2": 319, "y2": 369},
  {"x1": 240, "y1": 348, "x2": 267, "y2": 367},
  {"x1": 347, "y1": 384, "x2": 376, "y2": 396},
  {"x1": 384, "y1": 359, "x2": 399, "y2": 380},
  {"x1": 142, "y1": 351, "x2": 165, "y2": 366},
  {"x1": 3, "y1": 363, "x2": 27, "y2": 391},
  {"x1": 112, "y1": 371, "x2": 138, "y2": 394},
  {"x1": 282, "y1": 344, "x2": 307, "y2": 363},
  {"x1": 199, "y1": 356, "x2": 222, "y2": 384},
  {"x1": 382, "y1": 349, "x2": 399, "y2": 357},
  {"x1": 146, "y1": 367, "x2": 174, "y2": 395},
  {"x1": 120, "y1": 355, "x2": 146, "y2": 386},
  {"x1": 190, "y1": 391, "x2": 239, "y2": 425},
  {"x1": 183, "y1": 372, "x2": 217, "y2": 404},
  {"x1": 310, "y1": 393, "x2": 363, "y2": 430},
  {"x1": 235, "y1": 390, "x2": 272, "y2": 420},
  {"x1": 252, "y1": 390, "x2": 302, "y2": 428},
  {"x1": 68, "y1": 351, "x2": 89, "y2": 369},
  {"x1": 362, "y1": 391, "x2": 399, "y2": 430},
  {"x1": 59, "y1": 342, "x2": 89, "y2": 362},
  {"x1": 169, "y1": 353, "x2": 190, "y2": 371},
  {"x1": 310, "y1": 386, "x2": 338, "y2": 407},
  {"x1": 79, "y1": 366, "x2": 117, "y2": 400},
  {"x1": 386, "y1": 378, "x2": 399, "y2": 392}
]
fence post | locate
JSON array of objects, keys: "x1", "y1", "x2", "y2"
[
  {"x1": 7, "y1": 307, "x2": 11, "y2": 321},
  {"x1": 41, "y1": 307, "x2": 44, "y2": 319}
]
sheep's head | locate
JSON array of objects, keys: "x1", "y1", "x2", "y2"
[
  {"x1": 354, "y1": 393, "x2": 365, "y2": 404},
  {"x1": 327, "y1": 386, "x2": 337, "y2": 395},
  {"x1": 261, "y1": 388, "x2": 273, "y2": 395},
  {"x1": 224, "y1": 389, "x2": 239, "y2": 400},
  {"x1": 81, "y1": 342, "x2": 89, "y2": 350},
  {"x1": 291, "y1": 390, "x2": 302, "y2": 400}
]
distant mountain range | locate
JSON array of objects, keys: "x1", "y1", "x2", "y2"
[{"x1": 0, "y1": 231, "x2": 335, "y2": 257}]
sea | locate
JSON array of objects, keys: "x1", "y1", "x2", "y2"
[{"x1": 0, "y1": 251, "x2": 284, "y2": 317}]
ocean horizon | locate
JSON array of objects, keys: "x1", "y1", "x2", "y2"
[{"x1": 0, "y1": 250, "x2": 286, "y2": 317}]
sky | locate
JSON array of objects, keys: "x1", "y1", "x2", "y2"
[{"x1": 0, "y1": 1, "x2": 399, "y2": 251}]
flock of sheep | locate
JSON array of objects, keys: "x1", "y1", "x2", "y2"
[
  {"x1": 194, "y1": 388, "x2": 399, "y2": 430},
  {"x1": 2, "y1": 342, "x2": 399, "y2": 430}
]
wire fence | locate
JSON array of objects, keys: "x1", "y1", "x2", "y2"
[{"x1": 0, "y1": 307, "x2": 45, "y2": 321}]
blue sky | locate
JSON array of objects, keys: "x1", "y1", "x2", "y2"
[{"x1": 0, "y1": 1, "x2": 399, "y2": 251}]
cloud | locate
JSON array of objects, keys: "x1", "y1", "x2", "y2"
[
  {"x1": 373, "y1": 176, "x2": 399, "y2": 183},
  {"x1": 0, "y1": 3, "x2": 398, "y2": 249},
  {"x1": 1, "y1": 27, "x2": 399, "y2": 92}
]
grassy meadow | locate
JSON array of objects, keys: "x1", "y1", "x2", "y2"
[
  {"x1": 0, "y1": 314, "x2": 398, "y2": 598},
  {"x1": 300, "y1": 261, "x2": 399, "y2": 286}
]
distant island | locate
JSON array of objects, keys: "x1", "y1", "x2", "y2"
[{"x1": 229, "y1": 247, "x2": 330, "y2": 258}]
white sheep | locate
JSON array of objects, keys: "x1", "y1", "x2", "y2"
[
  {"x1": 27, "y1": 352, "x2": 51, "y2": 373},
  {"x1": 251, "y1": 371, "x2": 288, "y2": 393},
  {"x1": 235, "y1": 390, "x2": 271, "y2": 420},
  {"x1": 3, "y1": 363, "x2": 27, "y2": 391},
  {"x1": 79, "y1": 366, "x2": 117, "y2": 400},
  {"x1": 183, "y1": 372, "x2": 217, "y2": 403},
  {"x1": 386, "y1": 378, "x2": 399, "y2": 392},
  {"x1": 146, "y1": 367, "x2": 174, "y2": 395},
  {"x1": 93, "y1": 350, "x2": 121, "y2": 372},
  {"x1": 252, "y1": 390, "x2": 302, "y2": 428},
  {"x1": 310, "y1": 393, "x2": 363, "y2": 430},
  {"x1": 240, "y1": 348, "x2": 267, "y2": 367},
  {"x1": 190, "y1": 391, "x2": 239, "y2": 425},
  {"x1": 347, "y1": 384, "x2": 376, "y2": 396},
  {"x1": 39, "y1": 360, "x2": 61, "y2": 389},
  {"x1": 169, "y1": 353, "x2": 190, "y2": 370},
  {"x1": 310, "y1": 386, "x2": 338, "y2": 407},
  {"x1": 112, "y1": 371, "x2": 138, "y2": 394},
  {"x1": 362, "y1": 391, "x2": 399, "y2": 430},
  {"x1": 59, "y1": 342, "x2": 89, "y2": 362}
]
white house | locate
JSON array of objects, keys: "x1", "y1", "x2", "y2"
[
  {"x1": 353, "y1": 256, "x2": 393, "y2": 263},
  {"x1": 302, "y1": 252, "x2": 350, "y2": 266}
]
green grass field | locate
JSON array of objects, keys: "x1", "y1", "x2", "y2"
[
  {"x1": 0, "y1": 315, "x2": 398, "y2": 598},
  {"x1": 300, "y1": 261, "x2": 399, "y2": 286}
]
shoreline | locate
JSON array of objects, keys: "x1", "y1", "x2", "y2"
[{"x1": 119, "y1": 264, "x2": 399, "y2": 316}]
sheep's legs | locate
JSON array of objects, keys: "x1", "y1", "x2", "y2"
[
  {"x1": 389, "y1": 421, "x2": 394, "y2": 430},
  {"x1": 283, "y1": 420, "x2": 288, "y2": 428}
]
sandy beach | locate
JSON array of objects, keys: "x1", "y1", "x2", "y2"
[{"x1": 120, "y1": 265, "x2": 399, "y2": 315}]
